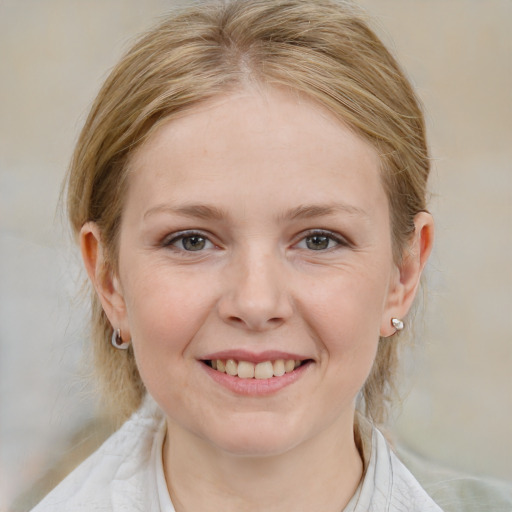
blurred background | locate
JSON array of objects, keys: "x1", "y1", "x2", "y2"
[{"x1": 1, "y1": 0, "x2": 510, "y2": 509}]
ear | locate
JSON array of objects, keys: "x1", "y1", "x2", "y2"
[
  {"x1": 380, "y1": 212, "x2": 434, "y2": 336},
  {"x1": 80, "y1": 222, "x2": 130, "y2": 339}
]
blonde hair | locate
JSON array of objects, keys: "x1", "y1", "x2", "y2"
[{"x1": 67, "y1": 0, "x2": 429, "y2": 424}]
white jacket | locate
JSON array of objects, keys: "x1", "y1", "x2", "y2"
[{"x1": 31, "y1": 397, "x2": 445, "y2": 511}]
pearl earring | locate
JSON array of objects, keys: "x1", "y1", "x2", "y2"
[{"x1": 391, "y1": 318, "x2": 404, "y2": 331}]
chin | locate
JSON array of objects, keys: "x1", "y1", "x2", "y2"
[
  {"x1": 204, "y1": 416, "x2": 305, "y2": 458},
  {"x1": 215, "y1": 433, "x2": 296, "y2": 458}
]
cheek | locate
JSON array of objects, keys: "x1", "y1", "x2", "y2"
[
  {"x1": 302, "y1": 265, "x2": 390, "y2": 340},
  {"x1": 120, "y1": 263, "x2": 215, "y2": 362},
  {"x1": 121, "y1": 269, "x2": 210, "y2": 411},
  {"x1": 300, "y1": 267, "x2": 387, "y2": 381},
  {"x1": 315, "y1": 295, "x2": 380, "y2": 409}
]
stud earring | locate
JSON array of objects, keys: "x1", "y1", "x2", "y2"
[
  {"x1": 111, "y1": 328, "x2": 131, "y2": 350},
  {"x1": 391, "y1": 318, "x2": 404, "y2": 332}
]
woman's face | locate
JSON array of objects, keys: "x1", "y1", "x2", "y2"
[{"x1": 110, "y1": 87, "x2": 404, "y2": 455}]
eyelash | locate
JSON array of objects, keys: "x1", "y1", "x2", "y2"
[
  {"x1": 162, "y1": 231, "x2": 215, "y2": 252},
  {"x1": 162, "y1": 229, "x2": 349, "y2": 253},
  {"x1": 296, "y1": 229, "x2": 349, "y2": 252}
]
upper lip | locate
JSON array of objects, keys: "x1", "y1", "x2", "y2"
[{"x1": 200, "y1": 349, "x2": 310, "y2": 364}]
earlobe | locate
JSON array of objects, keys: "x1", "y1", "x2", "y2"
[
  {"x1": 381, "y1": 212, "x2": 434, "y2": 337},
  {"x1": 80, "y1": 222, "x2": 128, "y2": 332}
]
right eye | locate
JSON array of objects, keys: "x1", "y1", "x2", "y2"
[{"x1": 165, "y1": 232, "x2": 214, "y2": 252}]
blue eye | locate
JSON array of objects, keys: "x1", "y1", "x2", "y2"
[{"x1": 166, "y1": 232, "x2": 214, "y2": 251}]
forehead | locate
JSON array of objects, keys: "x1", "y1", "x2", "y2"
[{"x1": 125, "y1": 86, "x2": 386, "y2": 219}]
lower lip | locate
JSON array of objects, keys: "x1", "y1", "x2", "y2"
[{"x1": 201, "y1": 361, "x2": 312, "y2": 396}]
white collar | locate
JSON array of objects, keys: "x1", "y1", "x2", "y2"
[{"x1": 151, "y1": 418, "x2": 176, "y2": 512}]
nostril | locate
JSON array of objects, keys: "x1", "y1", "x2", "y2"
[
  {"x1": 227, "y1": 316, "x2": 245, "y2": 325},
  {"x1": 226, "y1": 315, "x2": 284, "y2": 332}
]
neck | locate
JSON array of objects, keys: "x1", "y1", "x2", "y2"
[{"x1": 163, "y1": 416, "x2": 363, "y2": 512}]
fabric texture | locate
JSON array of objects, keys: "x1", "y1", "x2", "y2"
[{"x1": 30, "y1": 396, "x2": 509, "y2": 512}]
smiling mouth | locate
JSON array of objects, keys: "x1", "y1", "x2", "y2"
[{"x1": 202, "y1": 359, "x2": 311, "y2": 379}]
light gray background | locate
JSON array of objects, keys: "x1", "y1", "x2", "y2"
[{"x1": 1, "y1": 0, "x2": 511, "y2": 508}]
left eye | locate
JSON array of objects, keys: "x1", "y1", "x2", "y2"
[
  {"x1": 167, "y1": 233, "x2": 214, "y2": 251},
  {"x1": 296, "y1": 232, "x2": 343, "y2": 251}
]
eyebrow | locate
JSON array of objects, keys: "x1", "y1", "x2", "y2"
[
  {"x1": 282, "y1": 203, "x2": 369, "y2": 221},
  {"x1": 143, "y1": 202, "x2": 368, "y2": 222},
  {"x1": 144, "y1": 203, "x2": 227, "y2": 221}
]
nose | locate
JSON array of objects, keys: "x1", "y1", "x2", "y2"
[{"x1": 217, "y1": 248, "x2": 293, "y2": 332}]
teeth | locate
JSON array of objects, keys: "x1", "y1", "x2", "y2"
[
  {"x1": 284, "y1": 360, "x2": 295, "y2": 373},
  {"x1": 237, "y1": 360, "x2": 255, "y2": 379},
  {"x1": 272, "y1": 359, "x2": 285, "y2": 377},
  {"x1": 255, "y1": 361, "x2": 274, "y2": 379},
  {"x1": 225, "y1": 359, "x2": 238, "y2": 376},
  {"x1": 210, "y1": 358, "x2": 304, "y2": 379}
]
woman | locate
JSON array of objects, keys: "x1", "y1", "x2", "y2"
[{"x1": 32, "y1": 0, "x2": 440, "y2": 510}]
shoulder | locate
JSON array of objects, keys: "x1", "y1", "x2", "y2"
[
  {"x1": 373, "y1": 429, "x2": 444, "y2": 511},
  {"x1": 396, "y1": 442, "x2": 512, "y2": 512},
  {"x1": 30, "y1": 395, "x2": 165, "y2": 512},
  {"x1": 352, "y1": 423, "x2": 443, "y2": 511}
]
